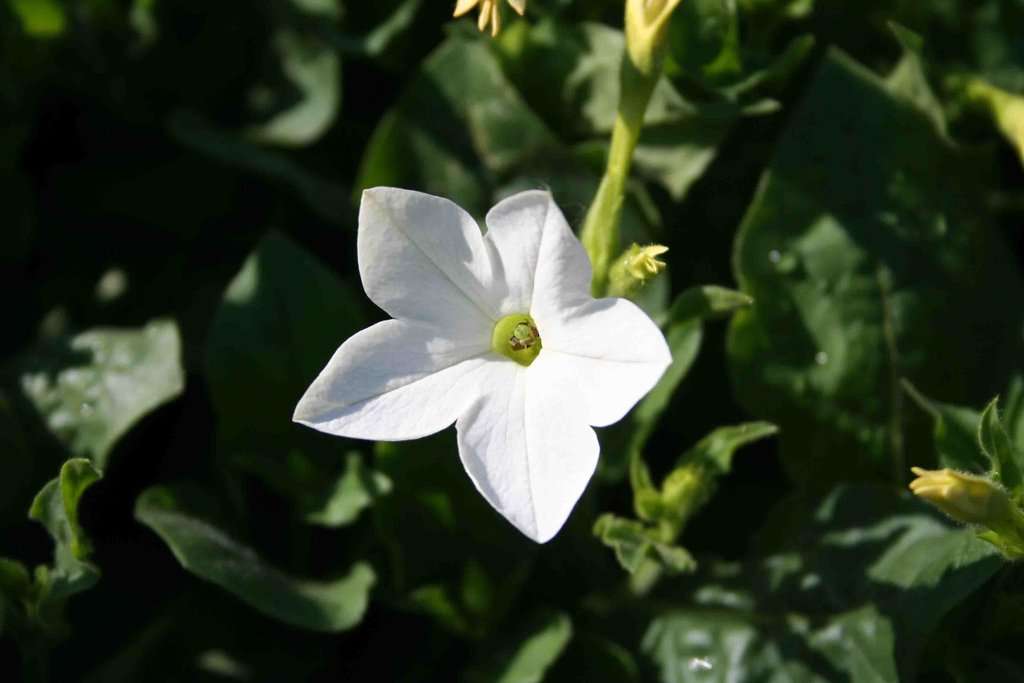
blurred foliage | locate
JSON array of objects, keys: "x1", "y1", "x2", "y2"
[{"x1": 1, "y1": 0, "x2": 1023, "y2": 681}]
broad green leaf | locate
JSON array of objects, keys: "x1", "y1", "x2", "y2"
[
  {"x1": 470, "y1": 612, "x2": 573, "y2": 683},
  {"x1": 204, "y1": 231, "x2": 362, "y2": 451},
  {"x1": 643, "y1": 485, "x2": 999, "y2": 681},
  {"x1": 20, "y1": 320, "x2": 185, "y2": 468},
  {"x1": 135, "y1": 486, "x2": 375, "y2": 632},
  {"x1": 246, "y1": 30, "x2": 340, "y2": 147},
  {"x1": 805, "y1": 606, "x2": 898, "y2": 683},
  {"x1": 167, "y1": 112, "x2": 350, "y2": 225},
  {"x1": 28, "y1": 458, "x2": 102, "y2": 599},
  {"x1": 357, "y1": 33, "x2": 576, "y2": 215},
  {"x1": 546, "y1": 633, "x2": 641, "y2": 683},
  {"x1": 979, "y1": 398, "x2": 1023, "y2": 497},
  {"x1": 494, "y1": 20, "x2": 690, "y2": 138},
  {"x1": 237, "y1": 450, "x2": 392, "y2": 527},
  {"x1": 903, "y1": 381, "x2": 984, "y2": 471},
  {"x1": 667, "y1": 0, "x2": 743, "y2": 82},
  {"x1": 727, "y1": 48, "x2": 1024, "y2": 487},
  {"x1": 493, "y1": 19, "x2": 779, "y2": 200},
  {"x1": 885, "y1": 23, "x2": 945, "y2": 135},
  {"x1": 305, "y1": 452, "x2": 391, "y2": 526}
]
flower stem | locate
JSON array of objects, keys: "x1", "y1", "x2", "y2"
[{"x1": 580, "y1": 0, "x2": 680, "y2": 296}]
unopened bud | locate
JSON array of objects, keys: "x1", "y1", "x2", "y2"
[
  {"x1": 909, "y1": 467, "x2": 1009, "y2": 525},
  {"x1": 955, "y1": 76, "x2": 1024, "y2": 168}
]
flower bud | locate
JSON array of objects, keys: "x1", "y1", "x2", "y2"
[
  {"x1": 608, "y1": 243, "x2": 669, "y2": 299},
  {"x1": 953, "y1": 76, "x2": 1024, "y2": 167},
  {"x1": 908, "y1": 467, "x2": 1010, "y2": 525}
]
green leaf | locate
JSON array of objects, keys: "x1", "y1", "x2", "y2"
[
  {"x1": 28, "y1": 458, "x2": 102, "y2": 599},
  {"x1": 472, "y1": 612, "x2": 573, "y2": 683},
  {"x1": 593, "y1": 514, "x2": 696, "y2": 575},
  {"x1": 654, "y1": 422, "x2": 778, "y2": 536},
  {"x1": 642, "y1": 485, "x2": 1000, "y2": 681},
  {"x1": 357, "y1": 0, "x2": 423, "y2": 58},
  {"x1": 234, "y1": 449, "x2": 391, "y2": 528},
  {"x1": 357, "y1": 34, "x2": 575, "y2": 214},
  {"x1": 979, "y1": 398, "x2": 1023, "y2": 497},
  {"x1": 135, "y1": 486, "x2": 375, "y2": 632},
  {"x1": 675, "y1": 421, "x2": 779, "y2": 474},
  {"x1": 903, "y1": 381, "x2": 985, "y2": 471},
  {"x1": 727, "y1": 48, "x2": 1024, "y2": 488},
  {"x1": 884, "y1": 23, "x2": 946, "y2": 135},
  {"x1": 167, "y1": 112, "x2": 350, "y2": 225},
  {"x1": 246, "y1": 30, "x2": 340, "y2": 147},
  {"x1": 304, "y1": 452, "x2": 392, "y2": 527},
  {"x1": 493, "y1": 18, "x2": 744, "y2": 201},
  {"x1": 9, "y1": 0, "x2": 65, "y2": 37},
  {"x1": 494, "y1": 20, "x2": 691, "y2": 136},
  {"x1": 665, "y1": 285, "x2": 754, "y2": 322},
  {"x1": 20, "y1": 320, "x2": 185, "y2": 468},
  {"x1": 204, "y1": 231, "x2": 362, "y2": 451}
]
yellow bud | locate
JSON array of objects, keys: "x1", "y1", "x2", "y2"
[
  {"x1": 959, "y1": 77, "x2": 1024, "y2": 169},
  {"x1": 908, "y1": 467, "x2": 1009, "y2": 525},
  {"x1": 625, "y1": 0, "x2": 683, "y2": 76}
]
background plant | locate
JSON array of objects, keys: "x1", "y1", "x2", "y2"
[{"x1": 1, "y1": 0, "x2": 1022, "y2": 681}]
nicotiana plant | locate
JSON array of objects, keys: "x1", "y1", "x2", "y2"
[{"x1": 3, "y1": 0, "x2": 1024, "y2": 680}]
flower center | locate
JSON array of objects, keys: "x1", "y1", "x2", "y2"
[{"x1": 492, "y1": 313, "x2": 542, "y2": 366}]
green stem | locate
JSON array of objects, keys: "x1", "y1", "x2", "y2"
[{"x1": 579, "y1": 0, "x2": 674, "y2": 296}]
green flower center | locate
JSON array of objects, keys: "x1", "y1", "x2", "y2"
[{"x1": 492, "y1": 313, "x2": 542, "y2": 366}]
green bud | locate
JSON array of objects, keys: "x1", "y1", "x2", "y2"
[
  {"x1": 607, "y1": 243, "x2": 669, "y2": 299},
  {"x1": 952, "y1": 75, "x2": 1024, "y2": 167}
]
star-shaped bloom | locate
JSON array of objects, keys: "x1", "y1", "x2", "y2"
[
  {"x1": 453, "y1": 0, "x2": 524, "y2": 36},
  {"x1": 294, "y1": 188, "x2": 671, "y2": 542}
]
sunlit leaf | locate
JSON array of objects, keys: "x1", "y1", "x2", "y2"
[
  {"x1": 728, "y1": 47, "x2": 1024, "y2": 487},
  {"x1": 20, "y1": 320, "x2": 184, "y2": 468}
]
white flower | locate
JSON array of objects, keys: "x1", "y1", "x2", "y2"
[{"x1": 294, "y1": 188, "x2": 671, "y2": 543}]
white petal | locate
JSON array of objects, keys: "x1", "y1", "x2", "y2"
[
  {"x1": 526, "y1": 194, "x2": 593, "y2": 321},
  {"x1": 483, "y1": 190, "x2": 592, "y2": 318},
  {"x1": 294, "y1": 319, "x2": 492, "y2": 440},
  {"x1": 537, "y1": 298, "x2": 671, "y2": 427},
  {"x1": 358, "y1": 188, "x2": 500, "y2": 331},
  {"x1": 456, "y1": 358, "x2": 598, "y2": 543}
]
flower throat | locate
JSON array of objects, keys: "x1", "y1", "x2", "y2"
[{"x1": 492, "y1": 313, "x2": 542, "y2": 366}]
